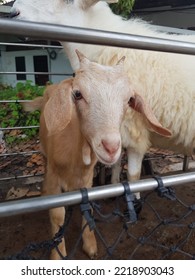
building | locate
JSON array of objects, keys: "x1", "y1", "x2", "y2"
[
  {"x1": 0, "y1": 1, "x2": 72, "y2": 86},
  {"x1": 133, "y1": 0, "x2": 195, "y2": 30},
  {"x1": 0, "y1": 40, "x2": 73, "y2": 86}
]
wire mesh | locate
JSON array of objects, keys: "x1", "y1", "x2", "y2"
[{"x1": 1, "y1": 184, "x2": 194, "y2": 260}]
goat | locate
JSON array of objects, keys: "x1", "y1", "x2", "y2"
[
  {"x1": 12, "y1": 0, "x2": 193, "y2": 196},
  {"x1": 24, "y1": 49, "x2": 170, "y2": 259}
]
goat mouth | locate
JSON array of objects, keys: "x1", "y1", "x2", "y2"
[{"x1": 96, "y1": 153, "x2": 118, "y2": 166}]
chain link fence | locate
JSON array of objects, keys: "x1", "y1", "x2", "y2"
[{"x1": 1, "y1": 180, "x2": 194, "y2": 260}]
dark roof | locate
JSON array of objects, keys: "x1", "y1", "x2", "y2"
[
  {"x1": 134, "y1": 0, "x2": 195, "y2": 10},
  {"x1": 2, "y1": 1, "x2": 195, "y2": 10},
  {"x1": 4, "y1": 1, "x2": 15, "y2": 7},
  {"x1": 2, "y1": 1, "x2": 195, "y2": 13}
]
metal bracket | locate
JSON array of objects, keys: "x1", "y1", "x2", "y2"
[
  {"x1": 153, "y1": 175, "x2": 176, "y2": 200},
  {"x1": 122, "y1": 182, "x2": 137, "y2": 223},
  {"x1": 80, "y1": 188, "x2": 95, "y2": 231}
]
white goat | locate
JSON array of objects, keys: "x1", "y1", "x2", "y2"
[
  {"x1": 24, "y1": 49, "x2": 170, "y2": 259},
  {"x1": 11, "y1": 0, "x2": 195, "y2": 192}
]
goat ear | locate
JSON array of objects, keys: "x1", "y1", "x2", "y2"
[
  {"x1": 129, "y1": 93, "x2": 172, "y2": 137},
  {"x1": 80, "y1": 1, "x2": 118, "y2": 10},
  {"x1": 44, "y1": 79, "x2": 73, "y2": 135},
  {"x1": 75, "y1": 49, "x2": 89, "y2": 63}
]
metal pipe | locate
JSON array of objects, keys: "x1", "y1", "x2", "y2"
[
  {"x1": 1, "y1": 19, "x2": 195, "y2": 56},
  {"x1": 0, "y1": 100, "x2": 34, "y2": 103},
  {"x1": 0, "y1": 172, "x2": 194, "y2": 217},
  {"x1": 0, "y1": 150, "x2": 40, "y2": 157},
  {"x1": 1, "y1": 126, "x2": 39, "y2": 130},
  {"x1": 0, "y1": 72, "x2": 72, "y2": 76},
  {"x1": 0, "y1": 42, "x2": 63, "y2": 49},
  {"x1": 0, "y1": 173, "x2": 43, "y2": 182}
]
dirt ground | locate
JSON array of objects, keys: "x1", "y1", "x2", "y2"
[{"x1": 0, "y1": 139, "x2": 195, "y2": 260}]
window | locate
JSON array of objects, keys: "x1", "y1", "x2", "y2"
[
  {"x1": 33, "y1": 55, "x2": 49, "y2": 86},
  {"x1": 15, "y1": 56, "x2": 26, "y2": 80}
]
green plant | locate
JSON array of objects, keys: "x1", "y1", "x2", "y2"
[
  {"x1": 0, "y1": 81, "x2": 45, "y2": 144},
  {"x1": 110, "y1": 0, "x2": 135, "y2": 19}
]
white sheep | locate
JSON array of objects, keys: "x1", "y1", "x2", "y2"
[
  {"x1": 11, "y1": 0, "x2": 195, "y2": 193},
  {"x1": 24, "y1": 49, "x2": 170, "y2": 259}
]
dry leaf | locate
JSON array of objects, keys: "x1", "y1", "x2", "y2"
[{"x1": 6, "y1": 187, "x2": 29, "y2": 200}]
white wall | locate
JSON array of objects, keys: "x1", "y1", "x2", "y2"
[
  {"x1": 50, "y1": 50, "x2": 73, "y2": 83},
  {"x1": 0, "y1": 47, "x2": 73, "y2": 86}
]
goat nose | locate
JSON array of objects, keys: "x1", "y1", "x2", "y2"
[
  {"x1": 10, "y1": 8, "x2": 20, "y2": 18},
  {"x1": 102, "y1": 139, "x2": 120, "y2": 156}
]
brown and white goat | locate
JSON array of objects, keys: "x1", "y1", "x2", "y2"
[{"x1": 24, "y1": 50, "x2": 170, "y2": 259}]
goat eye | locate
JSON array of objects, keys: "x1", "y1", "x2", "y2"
[{"x1": 73, "y1": 90, "x2": 83, "y2": 101}]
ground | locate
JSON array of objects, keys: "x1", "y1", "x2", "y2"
[{"x1": 0, "y1": 138, "x2": 194, "y2": 260}]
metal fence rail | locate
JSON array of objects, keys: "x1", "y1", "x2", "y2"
[
  {"x1": 0, "y1": 173, "x2": 43, "y2": 182},
  {"x1": 1, "y1": 19, "x2": 195, "y2": 55},
  {"x1": 0, "y1": 42, "x2": 63, "y2": 49},
  {"x1": 0, "y1": 100, "x2": 35, "y2": 103},
  {"x1": 1, "y1": 126, "x2": 39, "y2": 130},
  {"x1": 0, "y1": 172, "x2": 195, "y2": 218},
  {"x1": 0, "y1": 72, "x2": 72, "y2": 76},
  {"x1": 0, "y1": 150, "x2": 38, "y2": 157}
]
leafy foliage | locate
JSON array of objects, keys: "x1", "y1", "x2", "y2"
[
  {"x1": 110, "y1": 0, "x2": 135, "y2": 19},
  {"x1": 0, "y1": 81, "x2": 45, "y2": 144}
]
